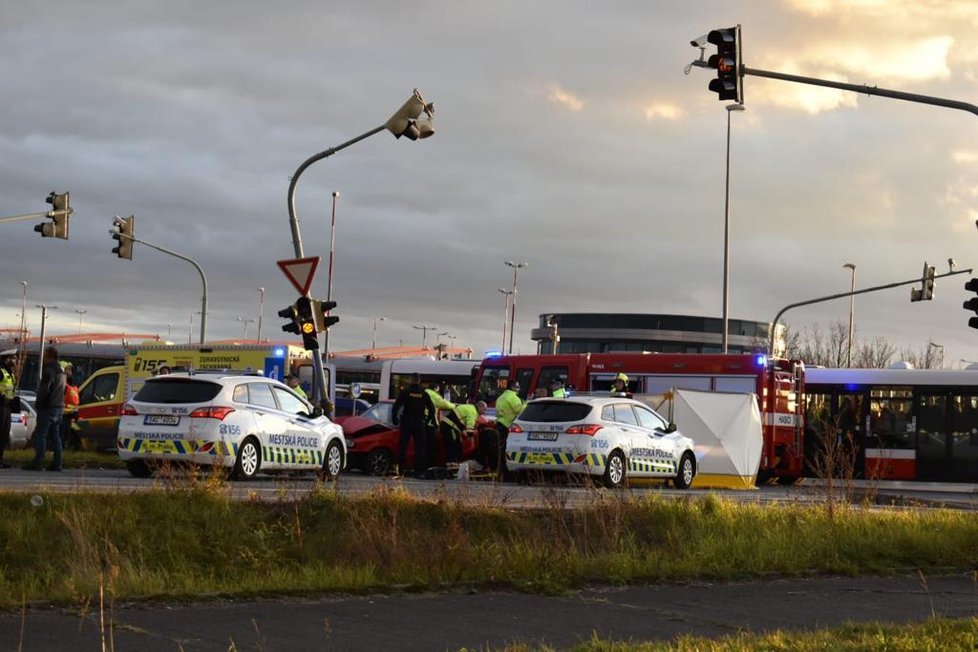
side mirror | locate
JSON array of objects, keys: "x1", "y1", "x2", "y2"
[
  {"x1": 312, "y1": 406, "x2": 324, "y2": 418},
  {"x1": 666, "y1": 423, "x2": 677, "y2": 433}
]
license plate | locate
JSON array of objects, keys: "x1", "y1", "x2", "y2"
[
  {"x1": 144, "y1": 415, "x2": 180, "y2": 426},
  {"x1": 527, "y1": 431, "x2": 559, "y2": 441}
]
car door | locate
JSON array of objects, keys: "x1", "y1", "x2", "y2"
[
  {"x1": 633, "y1": 405, "x2": 677, "y2": 478},
  {"x1": 76, "y1": 368, "x2": 123, "y2": 450},
  {"x1": 243, "y1": 382, "x2": 292, "y2": 470},
  {"x1": 272, "y1": 386, "x2": 323, "y2": 468},
  {"x1": 610, "y1": 403, "x2": 649, "y2": 476}
]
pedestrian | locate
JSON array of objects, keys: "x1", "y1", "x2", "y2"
[
  {"x1": 392, "y1": 373, "x2": 435, "y2": 475},
  {"x1": 24, "y1": 347, "x2": 66, "y2": 471},
  {"x1": 0, "y1": 349, "x2": 18, "y2": 469},
  {"x1": 424, "y1": 381, "x2": 455, "y2": 470},
  {"x1": 61, "y1": 362, "x2": 81, "y2": 451},
  {"x1": 286, "y1": 373, "x2": 307, "y2": 400},
  {"x1": 491, "y1": 378, "x2": 525, "y2": 473},
  {"x1": 439, "y1": 400, "x2": 487, "y2": 465}
]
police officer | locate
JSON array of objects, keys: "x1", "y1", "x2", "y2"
[
  {"x1": 0, "y1": 350, "x2": 18, "y2": 469},
  {"x1": 393, "y1": 373, "x2": 435, "y2": 475},
  {"x1": 550, "y1": 379, "x2": 567, "y2": 398},
  {"x1": 439, "y1": 400, "x2": 487, "y2": 465},
  {"x1": 424, "y1": 381, "x2": 455, "y2": 468},
  {"x1": 286, "y1": 373, "x2": 307, "y2": 400}
]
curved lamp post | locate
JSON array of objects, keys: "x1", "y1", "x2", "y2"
[{"x1": 285, "y1": 89, "x2": 435, "y2": 405}]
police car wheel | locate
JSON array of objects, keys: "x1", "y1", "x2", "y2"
[
  {"x1": 675, "y1": 452, "x2": 695, "y2": 490},
  {"x1": 321, "y1": 440, "x2": 344, "y2": 480},
  {"x1": 126, "y1": 460, "x2": 152, "y2": 479},
  {"x1": 232, "y1": 437, "x2": 261, "y2": 480},
  {"x1": 603, "y1": 450, "x2": 626, "y2": 489},
  {"x1": 365, "y1": 448, "x2": 393, "y2": 476}
]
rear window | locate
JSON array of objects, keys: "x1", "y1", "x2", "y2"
[
  {"x1": 519, "y1": 401, "x2": 592, "y2": 423},
  {"x1": 133, "y1": 379, "x2": 222, "y2": 404}
]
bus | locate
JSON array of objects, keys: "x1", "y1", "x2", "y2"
[
  {"x1": 380, "y1": 358, "x2": 480, "y2": 402},
  {"x1": 6, "y1": 341, "x2": 126, "y2": 392},
  {"x1": 804, "y1": 367, "x2": 978, "y2": 482},
  {"x1": 469, "y1": 353, "x2": 805, "y2": 482}
]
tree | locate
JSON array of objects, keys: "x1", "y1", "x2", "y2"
[{"x1": 783, "y1": 320, "x2": 897, "y2": 368}]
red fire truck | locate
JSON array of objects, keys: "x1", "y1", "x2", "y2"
[{"x1": 469, "y1": 353, "x2": 806, "y2": 482}]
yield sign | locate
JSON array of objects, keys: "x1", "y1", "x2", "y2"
[{"x1": 277, "y1": 256, "x2": 321, "y2": 296}]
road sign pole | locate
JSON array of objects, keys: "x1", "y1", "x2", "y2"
[{"x1": 277, "y1": 256, "x2": 329, "y2": 408}]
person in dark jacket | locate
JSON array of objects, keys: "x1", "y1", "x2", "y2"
[
  {"x1": 392, "y1": 373, "x2": 435, "y2": 475},
  {"x1": 24, "y1": 347, "x2": 66, "y2": 471}
]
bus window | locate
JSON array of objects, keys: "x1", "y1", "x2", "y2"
[
  {"x1": 869, "y1": 388, "x2": 913, "y2": 449},
  {"x1": 714, "y1": 376, "x2": 756, "y2": 394},
  {"x1": 950, "y1": 394, "x2": 978, "y2": 476},
  {"x1": 476, "y1": 366, "x2": 509, "y2": 403},
  {"x1": 640, "y1": 375, "x2": 711, "y2": 395}
]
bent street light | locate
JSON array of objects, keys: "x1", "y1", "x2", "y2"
[{"x1": 285, "y1": 89, "x2": 435, "y2": 405}]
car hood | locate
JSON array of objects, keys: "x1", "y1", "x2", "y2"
[{"x1": 341, "y1": 416, "x2": 396, "y2": 438}]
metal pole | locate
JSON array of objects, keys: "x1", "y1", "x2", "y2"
[
  {"x1": 722, "y1": 104, "x2": 744, "y2": 354},
  {"x1": 0, "y1": 211, "x2": 52, "y2": 225},
  {"x1": 324, "y1": 191, "x2": 339, "y2": 365},
  {"x1": 769, "y1": 267, "x2": 973, "y2": 355},
  {"x1": 257, "y1": 287, "x2": 265, "y2": 343},
  {"x1": 372, "y1": 316, "x2": 386, "y2": 350},
  {"x1": 505, "y1": 261, "x2": 529, "y2": 354},
  {"x1": 115, "y1": 231, "x2": 208, "y2": 345},
  {"x1": 498, "y1": 288, "x2": 512, "y2": 352},
  {"x1": 844, "y1": 263, "x2": 856, "y2": 366},
  {"x1": 35, "y1": 305, "x2": 56, "y2": 390}
]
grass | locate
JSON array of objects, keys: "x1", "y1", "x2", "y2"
[
  {"x1": 3, "y1": 449, "x2": 126, "y2": 470},
  {"x1": 0, "y1": 487, "x2": 976, "y2": 608},
  {"x1": 498, "y1": 616, "x2": 978, "y2": 651}
]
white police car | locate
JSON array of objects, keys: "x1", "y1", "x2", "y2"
[
  {"x1": 117, "y1": 372, "x2": 346, "y2": 480},
  {"x1": 505, "y1": 396, "x2": 696, "y2": 488}
]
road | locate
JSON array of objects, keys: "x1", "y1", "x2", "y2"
[
  {"x1": 3, "y1": 574, "x2": 976, "y2": 650},
  {"x1": 0, "y1": 467, "x2": 974, "y2": 509}
]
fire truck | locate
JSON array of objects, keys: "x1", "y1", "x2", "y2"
[{"x1": 469, "y1": 353, "x2": 806, "y2": 482}]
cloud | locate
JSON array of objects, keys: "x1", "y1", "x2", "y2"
[
  {"x1": 644, "y1": 103, "x2": 684, "y2": 121},
  {"x1": 545, "y1": 83, "x2": 584, "y2": 111}
]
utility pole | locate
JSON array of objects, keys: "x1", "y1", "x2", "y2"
[
  {"x1": 35, "y1": 304, "x2": 58, "y2": 390},
  {"x1": 504, "y1": 261, "x2": 529, "y2": 354}
]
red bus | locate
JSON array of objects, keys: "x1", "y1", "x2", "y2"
[{"x1": 470, "y1": 353, "x2": 806, "y2": 481}]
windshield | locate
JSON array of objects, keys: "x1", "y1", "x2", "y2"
[
  {"x1": 518, "y1": 401, "x2": 592, "y2": 423},
  {"x1": 360, "y1": 402, "x2": 393, "y2": 425},
  {"x1": 476, "y1": 366, "x2": 509, "y2": 403}
]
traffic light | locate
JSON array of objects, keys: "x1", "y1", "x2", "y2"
[
  {"x1": 278, "y1": 303, "x2": 301, "y2": 336},
  {"x1": 964, "y1": 278, "x2": 978, "y2": 329},
  {"x1": 295, "y1": 296, "x2": 320, "y2": 350},
  {"x1": 910, "y1": 262, "x2": 936, "y2": 302},
  {"x1": 318, "y1": 300, "x2": 339, "y2": 330},
  {"x1": 34, "y1": 191, "x2": 71, "y2": 239},
  {"x1": 384, "y1": 89, "x2": 435, "y2": 140},
  {"x1": 111, "y1": 215, "x2": 135, "y2": 260},
  {"x1": 707, "y1": 26, "x2": 742, "y2": 103}
]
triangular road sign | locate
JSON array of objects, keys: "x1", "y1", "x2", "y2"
[{"x1": 277, "y1": 256, "x2": 321, "y2": 296}]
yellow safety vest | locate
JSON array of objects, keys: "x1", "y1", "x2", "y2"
[{"x1": 0, "y1": 368, "x2": 14, "y2": 401}]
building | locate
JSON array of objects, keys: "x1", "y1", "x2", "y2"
[{"x1": 530, "y1": 313, "x2": 782, "y2": 355}]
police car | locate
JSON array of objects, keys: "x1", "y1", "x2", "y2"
[
  {"x1": 505, "y1": 396, "x2": 696, "y2": 488},
  {"x1": 117, "y1": 372, "x2": 346, "y2": 480}
]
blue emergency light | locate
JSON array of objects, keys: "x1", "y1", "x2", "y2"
[
  {"x1": 755, "y1": 354, "x2": 767, "y2": 367},
  {"x1": 273, "y1": 347, "x2": 286, "y2": 357}
]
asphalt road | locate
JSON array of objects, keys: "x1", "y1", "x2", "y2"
[{"x1": 3, "y1": 574, "x2": 976, "y2": 650}]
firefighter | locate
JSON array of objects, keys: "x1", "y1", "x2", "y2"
[
  {"x1": 392, "y1": 373, "x2": 435, "y2": 475},
  {"x1": 611, "y1": 372, "x2": 630, "y2": 395},
  {"x1": 439, "y1": 400, "x2": 487, "y2": 465},
  {"x1": 491, "y1": 379, "x2": 525, "y2": 473},
  {"x1": 0, "y1": 349, "x2": 17, "y2": 469}
]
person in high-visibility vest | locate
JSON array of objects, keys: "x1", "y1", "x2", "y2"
[
  {"x1": 550, "y1": 379, "x2": 567, "y2": 398},
  {"x1": 60, "y1": 361, "x2": 81, "y2": 451},
  {"x1": 0, "y1": 349, "x2": 17, "y2": 469},
  {"x1": 286, "y1": 373, "x2": 307, "y2": 400},
  {"x1": 611, "y1": 372, "x2": 630, "y2": 395},
  {"x1": 439, "y1": 400, "x2": 487, "y2": 464},
  {"x1": 491, "y1": 379, "x2": 525, "y2": 472},
  {"x1": 423, "y1": 381, "x2": 455, "y2": 472}
]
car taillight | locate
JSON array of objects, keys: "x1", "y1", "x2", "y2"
[
  {"x1": 189, "y1": 406, "x2": 235, "y2": 420},
  {"x1": 565, "y1": 424, "x2": 603, "y2": 436},
  {"x1": 509, "y1": 424, "x2": 524, "y2": 433},
  {"x1": 122, "y1": 404, "x2": 138, "y2": 416}
]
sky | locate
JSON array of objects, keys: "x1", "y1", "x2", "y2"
[{"x1": 3, "y1": 0, "x2": 978, "y2": 365}]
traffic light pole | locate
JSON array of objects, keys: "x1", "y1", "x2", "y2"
[
  {"x1": 769, "y1": 267, "x2": 973, "y2": 356},
  {"x1": 0, "y1": 211, "x2": 52, "y2": 224},
  {"x1": 112, "y1": 232, "x2": 208, "y2": 345},
  {"x1": 286, "y1": 125, "x2": 386, "y2": 408},
  {"x1": 742, "y1": 67, "x2": 978, "y2": 117}
]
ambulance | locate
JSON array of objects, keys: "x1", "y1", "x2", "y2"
[{"x1": 75, "y1": 344, "x2": 326, "y2": 450}]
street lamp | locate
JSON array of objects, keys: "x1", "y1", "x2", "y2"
[
  {"x1": 372, "y1": 316, "x2": 387, "y2": 350},
  {"x1": 843, "y1": 263, "x2": 856, "y2": 367},
  {"x1": 73, "y1": 309, "x2": 87, "y2": 334},
  {"x1": 413, "y1": 324, "x2": 437, "y2": 349},
  {"x1": 497, "y1": 288, "x2": 513, "y2": 352},
  {"x1": 504, "y1": 261, "x2": 529, "y2": 354},
  {"x1": 721, "y1": 102, "x2": 745, "y2": 354},
  {"x1": 324, "y1": 191, "x2": 340, "y2": 362},
  {"x1": 257, "y1": 287, "x2": 265, "y2": 343},
  {"x1": 285, "y1": 89, "x2": 435, "y2": 407},
  {"x1": 236, "y1": 317, "x2": 256, "y2": 341},
  {"x1": 19, "y1": 281, "x2": 28, "y2": 344},
  {"x1": 35, "y1": 304, "x2": 58, "y2": 389}
]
